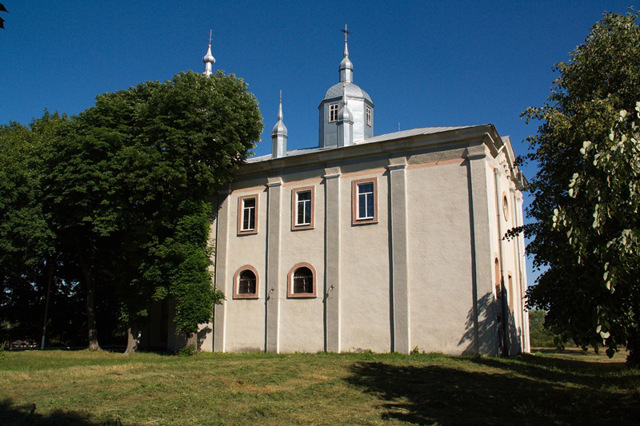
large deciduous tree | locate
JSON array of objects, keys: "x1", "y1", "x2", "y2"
[
  {"x1": 44, "y1": 71, "x2": 262, "y2": 351},
  {"x1": 0, "y1": 113, "x2": 68, "y2": 346},
  {"x1": 554, "y1": 105, "x2": 640, "y2": 364},
  {"x1": 523, "y1": 11, "x2": 640, "y2": 365}
]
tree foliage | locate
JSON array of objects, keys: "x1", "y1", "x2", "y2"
[
  {"x1": 528, "y1": 310, "x2": 562, "y2": 348},
  {"x1": 0, "y1": 113, "x2": 69, "y2": 345},
  {"x1": 552, "y1": 106, "x2": 640, "y2": 364},
  {"x1": 1, "y1": 71, "x2": 262, "y2": 350},
  {"x1": 523, "y1": 11, "x2": 640, "y2": 365}
]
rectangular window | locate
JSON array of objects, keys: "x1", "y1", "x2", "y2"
[
  {"x1": 366, "y1": 106, "x2": 372, "y2": 127},
  {"x1": 237, "y1": 195, "x2": 258, "y2": 235},
  {"x1": 329, "y1": 103, "x2": 339, "y2": 122},
  {"x1": 297, "y1": 191, "x2": 311, "y2": 225},
  {"x1": 352, "y1": 178, "x2": 378, "y2": 225},
  {"x1": 291, "y1": 186, "x2": 315, "y2": 230},
  {"x1": 358, "y1": 183, "x2": 374, "y2": 219}
]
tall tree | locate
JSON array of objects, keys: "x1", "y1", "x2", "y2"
[
  {"x1": 553, "y1": 105, "x2": 640, "y2": 364},
  {"x1": 44, "y1": 103, "x2": 127, "y2": 350},
  {"x1": 116, "y1": 71, "x2": 262, "y2": 351},
  {"x1": 523, "y1": 11, "x2": 640, "y2": 364},
  {"x1": 0, "y1": 112, "x2": 66, "y2": 345},
  {"x1": 44, "y1": 71, "x2": 262, "y2": 351}
]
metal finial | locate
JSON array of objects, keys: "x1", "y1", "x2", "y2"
[
  {"x1": 342, "y1": 24, "x2": 351, "y2": 42},
  {"x1": 203, "y1": 29, "x2": 216, "y2": 76}
]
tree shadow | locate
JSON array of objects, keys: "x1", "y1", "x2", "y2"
[
  {"x1": 470, "y1": 353, "x2": 638, "y2": 388},
  {"x1": 0, "y1": 398, "x2": 121, "y2": 425},
  {"x1": 346, "y1": 360, "x2": 640, "y2": 424},
  {"x1": 459, "y1": 292, "x2": 499, "y2": 356}
]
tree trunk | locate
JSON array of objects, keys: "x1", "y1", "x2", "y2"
[
  {"x1": 185, "y1": 333, "x2": 197, "y2": 350},
  {"x1": 124, "y1": 323, "x2": 140, "y2": 354},
  {"x1": 40, "y1": 259, "x2": 55, "y2": 350},
  {"x1": 79, "y1": 257, "x2": 100, "y2": 351}
]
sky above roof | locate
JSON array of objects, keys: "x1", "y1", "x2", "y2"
[{"x1": 1, "y1": 0, "x2": 636, "y2": 284}]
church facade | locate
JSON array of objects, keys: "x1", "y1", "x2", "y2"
[{"x1": 145, "y1": 33, "x2": 530, "y2": 355}]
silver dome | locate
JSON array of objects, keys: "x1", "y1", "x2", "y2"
[{"x1": 323, "y1": 82, "x2": 372, "y2": 103}]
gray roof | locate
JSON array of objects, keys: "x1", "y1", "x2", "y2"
[
  {"x1": 247, "y1": 125, "x2": 478, "y2": 164},
  {"x1": 323, "y1": 82, "x2": 372, "y2": 103}
]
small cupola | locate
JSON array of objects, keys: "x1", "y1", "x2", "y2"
[
  {"x1": 203, "y1": 30, "x2": 216, "y2": 76},
  {"x1": 318, "y1": 25, "x2": 374, "y2": 148},
  {"x1": 272, "y1": 91, "x2": 288, "y2": 159}
]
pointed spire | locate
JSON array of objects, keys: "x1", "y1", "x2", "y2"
[
  {"x1": 272, "y1": 91, "x2": 288, "y2": 158},
  {"x1": 203, "y1": 29, "x2": 216, "y2": 76},
  {"x1": 339, "y1": 24, "x2": 353, "y2": 83}
]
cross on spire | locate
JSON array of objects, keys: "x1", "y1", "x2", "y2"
[
  {"x1": 208, "y1": 29, "x2": 213, "y2": 45},
  {"x1": 342, "y1": 24, "x2": 351, "y2": 43}
]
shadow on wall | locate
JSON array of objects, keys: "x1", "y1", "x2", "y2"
[
  {"x1": 458, "y1": 289, "x2": 523, "y2": 356},
  {"x1": 344, "y1": 358, "x2": 639, "y2": 424},
  {"x1": 0, "y1": 398, "x2": 121, "y2": 425},
  {"x1": 197, "y1": 325, "x2": 212, "y2": 351},
  {"x1": 458, "y1": 292, "x2": 497, "y2": 356}
]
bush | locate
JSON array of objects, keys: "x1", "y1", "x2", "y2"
[
  {"x1": 529, "y1": 310, "x2": 559, "y2": 348},
  {"x1": 177, "y1": 344, "x2": 197, "y2": 356}
]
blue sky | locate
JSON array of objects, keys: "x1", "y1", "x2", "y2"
[{"x1": 1, "y1": 1, "x2": 637, "y2": 284}]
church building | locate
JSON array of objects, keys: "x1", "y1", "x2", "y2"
[{"x1": 147, "y1": 31, "x2": 530, "y2": 356}]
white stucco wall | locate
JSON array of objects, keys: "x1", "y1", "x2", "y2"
[
  {"x1": 222, "y1": 188, "x2": 268, "y2": 352},
  {"x1": 199, "y1": 126, "x2": 528, "y2": 355},
  {"x1": 341, "y1": 169, "x2": 392, "y2": 352},
  {"x1": 278, "y1": 180, "x2": 326, "y2": 352},
  {"x1": 407, "y1": 160, "x2": 476, "y2": 354}
]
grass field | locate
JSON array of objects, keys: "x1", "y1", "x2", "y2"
[{"x1": 0, "y1": 349, "x2": 638, "y2": 425}]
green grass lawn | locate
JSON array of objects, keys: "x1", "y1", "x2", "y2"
[{"x1": 0, "y1": 349, "x2": 638, "y2": 425}]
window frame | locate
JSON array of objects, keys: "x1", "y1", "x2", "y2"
[
  {"x1": 366, "y1": 106, "x2": 372, "y2": 127},
  {"x1": 233, "y1": 265, "x2": 259, "y2": 299},
  {"x1": 237, "y1": 194, "x2": 258, "y2": 235},
  {"x1": 287, "y1": 262, "x2": 317, "y2": 298},
  {"x1": 329, "y1": 103, "x2": 339, "y2": 122},
  {"x1": 351, "y1": 178, "x2": 378, "y2": 225},
  {"x1": 502, "y1": 193, "x2": 509, "y2": 221},
  {"x1": 291, "y1": 186, "x2": 315, "y2": 231}
]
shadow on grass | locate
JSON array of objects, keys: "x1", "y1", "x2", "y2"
[
  {"x1": 471, "y1": 353, "x2": 637, "y2": 388},
  {"x1": 0, "y1": 399, "x2": 121, "y2": 425},
  {"x1": 346, "y1": 358, "x2": 640, "y2": 425}
]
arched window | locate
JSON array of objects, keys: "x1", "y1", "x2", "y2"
[
  {"x1": 287, "y1": 262, "x2": 317, "y2": 298},
  {"x1": 233, "y1": 265, "x2": 259, "y2": 299}
]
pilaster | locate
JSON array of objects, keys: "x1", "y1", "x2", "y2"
[
  {"x1": 213, "y1": 191, "x2": 230, "y2": 352},
  {"x1": 388, "y1": 157, "x2": 410, "y2": 353},
  {"x1": 464, "y1": 148, "x2": 495, "y2": 355},
  {"x1": 265, "y1": 177, "x2": 283, "y2": 353},
  {"x1": 324, "y1": 167, "x2": 341, "y2": 352}
]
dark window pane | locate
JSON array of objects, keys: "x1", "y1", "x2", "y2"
[
  {"x1": 366, "y1": 192, "x2": 374, "y2": 218},
  {"x1": 239, "y1": 270, "x2": 256, "y2": 294},
  {"x1": 293, "y1": 267, "x2": 313, "y2": 294}
]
